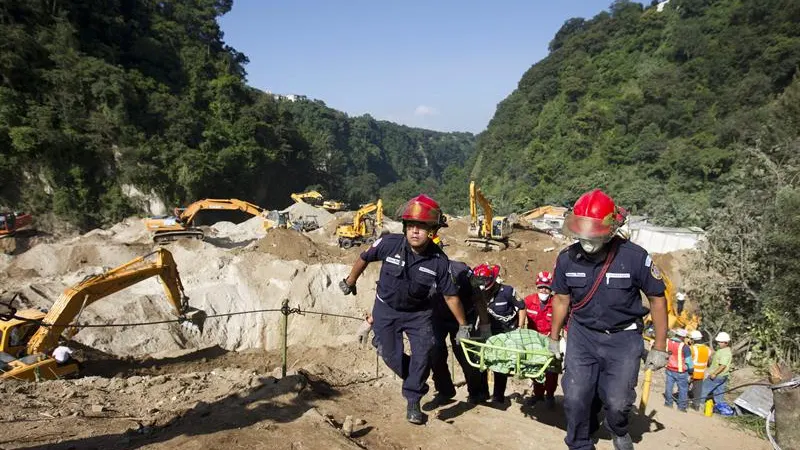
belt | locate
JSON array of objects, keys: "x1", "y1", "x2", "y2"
[{"x1": 584, "y1": 321, "x2": 640, "y2": 334}]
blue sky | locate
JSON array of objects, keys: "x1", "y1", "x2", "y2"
[{"x1": 219, "y1": 1, "x2": 622, "y2": 134}]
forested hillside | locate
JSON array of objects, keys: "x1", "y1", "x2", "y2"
[
  {"x1": 472, "y1": 0, "x2": 800, "y2": 227},
  {"x1": 0, "y1": 0, "x2": 474, "y2": 228}
]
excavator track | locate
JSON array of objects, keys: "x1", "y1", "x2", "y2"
[
  {"x1": 465, "y1": 238, "x2": 508, "y2": 252},
  {"x1": 153, "y1": 230, "x2": 205, "y2": 245}
]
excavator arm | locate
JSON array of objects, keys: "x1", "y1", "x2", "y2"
[
  {"x1": 177, "y1": 198, "x2": 266, "y2": 225},
  {"x1": 26, "y1": 249, "x2": 202, "y2": 355},
  {"x1": 290, "y1": 191, "x2": 324, "y2": 205}
]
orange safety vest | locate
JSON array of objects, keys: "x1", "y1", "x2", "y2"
[
  {"x1": 691, "y1": 344, "x2": 711, "y2": 380},
  {"x1": 666, "y1": 339, "x2": 687, "y2": 372}
]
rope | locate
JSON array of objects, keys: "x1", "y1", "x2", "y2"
[{"x1": 0, "y1": 307, "x2": 366, "y2": 329}]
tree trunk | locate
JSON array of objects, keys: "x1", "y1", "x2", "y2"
[{"x1": 769, "y1": 363, "x2": 800, "y2": 449}]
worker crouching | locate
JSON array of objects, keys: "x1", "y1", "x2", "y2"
[{"x1": 339, "y1": 194, "x2": 470, "y2": 425}]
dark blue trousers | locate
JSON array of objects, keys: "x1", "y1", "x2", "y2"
[
  {"x1": 431, "y1": 314, "x2": 487, "y2": 399},
  {"x1": 371, "y1": 298, "x2": 436, "y2": 403},
  {"x1": 562, "y1": 321, "x2": 643, "y2": 450}
]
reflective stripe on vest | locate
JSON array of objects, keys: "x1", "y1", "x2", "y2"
[
  {"x1": 691, "y1": 344, "x2": 710, "y2": 379},
  {"x1": 666, "y1": 340, "x2": 686, "y2": 372}
]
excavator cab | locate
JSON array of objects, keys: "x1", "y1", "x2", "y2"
[{"x1": 466, "y1": 181, "x2": 518, "y2": 251}]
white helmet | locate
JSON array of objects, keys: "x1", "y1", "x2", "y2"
[
  {"x1": 715, "y1": 332, "x2": 731, "y2": 342},
  {"x1": 690, "y1": 330, "x2": 703, "y2": 340},
  {"x1": 676, "y1": 292, "x2": 686, "y2": 301},
  {"x1": 674, "y1": 328, "x2": 688, "y2": 338}
]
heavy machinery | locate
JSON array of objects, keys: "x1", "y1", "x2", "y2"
[
  {"x1": 466, "y1": 181, "x2": 517, "y2": 251},
  {"x1": 0, "y1": 211, "x2": 34, "y2": 238},
  {"x1": 642, "y1": 273, "x2": 701, "y2": 347},
  {"x1": 264, "y1": 210, "x2": 320, "y2": 232},
  {"x1": 0, "y1": 248, "x2": 204, "y2": 381},
  {"x1": 290, "y1": 190, "x2": 347, "y2": 213},
  {"x1": 143, "y1": 198, "x2": 270, "y2": 244},
  {"x1": 336, "y1": 199, "x2": 383, "y2": 249}
]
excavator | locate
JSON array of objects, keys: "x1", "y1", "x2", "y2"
[
  {"x1": 0, "y1": 248, "x2": 205, "y2": 381},
  {"x1": 264, "y1": 210, "x2": 320, "y2": 232},
  {"x1": 466, "y1": 181, "x2": 517, "y2": 251},
  {"x1": 0, "y1": 211, "x2": 34, "y2": 238},
  {"x1": 290, "y1": 190, "x2": 347, "y2": 213},
  {"x1": 642, "y1": 273, "x2": 701, "y2": 347},
  {"x1": 143, "y1": 198, "x2": 270, "y2": 244},
  {"x1": 336, "y1": 199, "x2": 383, "y2": 249}
]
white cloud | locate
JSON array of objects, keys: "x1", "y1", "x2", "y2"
[{"x1": 413, "y1": 105, "x2": 438, "y2": 117}]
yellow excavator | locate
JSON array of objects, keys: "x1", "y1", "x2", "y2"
[
  {"x1": 336, "y1": 200, "x2": 383, "y2": 249},
  {"x1": 642, "y1": 273, "x2": 701, "y2": 346},
  {"x1": 466, "y1": 181, "x2": 517, "y2": 251},
  {"x1": 290, "y1": 190, "x2": 347, "y2": 213},
  {"x1": 143, "y1": 198, "x2": 270, "y2": 244},
  {"x1": 0, "y1": 249, "x2": 204, "y2": 381}
]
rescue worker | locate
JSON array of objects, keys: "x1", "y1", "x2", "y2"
[
  {"x1": 339, "y1": 194, "x2": 470, "y2": 425},
  {"x1": 429, "y1": 261, "x2": 490, "y2": 405},
  {"x1": 524, "y1": 270, "x2": 559, "y2": 408},
  {"x1": 701, "y1": 332, "x2": 734, "y2": 416},
  {"x1": 548, "y1": 189, "x2": 669, "y2": 450},
  {"x1": 473, "y1": 263, "x2": 526, "y2": 404},
  {"x1": 664, "y1": 328, "x2": 693, "y2": 412},
  {"x1": 689, "y1": 330, "x2": 712, "y2": 410}
]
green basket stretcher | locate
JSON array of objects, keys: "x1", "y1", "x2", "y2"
[{"x1": 460, "y1": 329, "x2": 558, "y2": 383}]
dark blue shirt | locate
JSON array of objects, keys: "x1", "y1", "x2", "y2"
[
  {"x1": 433, "y1": 261, "x2": 475, "y2": 323},
  {"x1": 551, "y1": 237, "x2": 666, "y2": 330},
  {"x1": 486, "y1": 284, "x2": 524, "y2": 333},
  {"x1": 361, "y1": 233, "x2": 458, "y2": 311}
]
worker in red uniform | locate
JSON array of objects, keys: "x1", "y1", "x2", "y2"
[{"x1": 524, "y1": 270, "x2": 559, "y2": 408}]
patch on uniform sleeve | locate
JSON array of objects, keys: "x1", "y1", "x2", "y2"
[
  {"x1": 371, "y1": 237, "x2": 383, "y2": 248},
  {"x1": 650, "y1": 263, "x2": 663, "y2": 280},
  {"x1": 645, "y1": 255, "x2": 652, "y2": 267}
]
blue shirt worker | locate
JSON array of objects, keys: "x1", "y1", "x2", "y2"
[
  {"x1": 339, "y1": 194, "x2": 469, "y2": 425},
  {"x1": 429, "y1": 261, "x2": 491, "y2": 406},
  {"x1": 549, "y1": 189, "x2": 669, "y2": 450},
  {"x1": 473, "y1": 263, "x2": 526, "y2": 404}
]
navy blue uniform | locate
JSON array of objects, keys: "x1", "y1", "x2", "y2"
[
  {"x1": 481, "y1": 284, "x2": 524, "y2": 401},
  {"x1": 552, "y1": 237, "x2": 665, "y2": 450},
  {"x1": 431, "y1": 261, "x2": 486, "y2": 399},
  {"x1": 360, "y1": 234, "x2": 457, "y2": 403}
]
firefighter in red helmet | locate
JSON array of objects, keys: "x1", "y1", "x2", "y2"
[
  {"x1": 524, "y1": 270, "x2": 559, "y2": 408},
  {"x1": 549, "y1": 189, "x2": 669, "y2": 450},
  {"x1": 340, "y1": 194, "x2": 469, "y2": 425}
]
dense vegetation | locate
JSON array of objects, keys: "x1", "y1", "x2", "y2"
[
  {"x1": 471, "y1": 0, "x2": 800, "y2": 227},
  {"x1": 0, "y1": 0, "x2": 474, "y2": 228}
]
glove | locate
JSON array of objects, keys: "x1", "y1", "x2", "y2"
[
  {"x1": 456, "y1": 324, "x2": 473, "y2": 345},
  {"x1": 548, "y1": 337, "x2": 562, "y2": 360},
  {"x1": 644, "y1": 349, "x2": 669, "y2": 371},
  {"x1": 356, "y1": 319, "x2": 372, "y2": 344},
  {"x1": 478, "y1": 324, "x2": 492, "y2": 340},
  {"x1": 339, "y1": 279, "x2": 357, "y2": 296}
]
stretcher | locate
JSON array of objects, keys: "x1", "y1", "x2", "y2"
[{"x1": 460, "y1": 329, "x2": 559, "y2": 383}]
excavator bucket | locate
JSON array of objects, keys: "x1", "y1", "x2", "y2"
[{"x1": 180, "y1": 306, "x2": 207, "y2": 334}]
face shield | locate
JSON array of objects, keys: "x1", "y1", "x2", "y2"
[{"x1": 563, "y1": 212, "x2": 617, "y2": 254}]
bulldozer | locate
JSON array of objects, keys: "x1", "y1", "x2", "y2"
[
  {"x1": 290, "y1": 190, "x2": 347, "y2": 213},
  {"x1": 336, "y1": 199, "x2": 383, "y2": 249},
  {"x1": 0, "y1": 248, "x2": 204, "y2": 381},
  {"x1": 264, "y1": 210, "x2": 320, "y2": 232},
  {"x1": 466, "y1": 181, "x2": 518, "y2": 251},
  {"x1": 143, "y1": 198, "x2": 270, "y2": 244}
]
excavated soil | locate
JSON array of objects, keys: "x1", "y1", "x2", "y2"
[{"x1": 0, "y1": 214, "x2": 764, "y2": 450}]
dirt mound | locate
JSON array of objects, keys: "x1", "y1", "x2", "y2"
[{"x1": 253, "y1": 227, "x2": 344, "y2": 263}]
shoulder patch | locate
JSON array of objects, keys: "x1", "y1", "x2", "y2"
[{"x1": 650, "y1": 264, "x2": 663, "y2": 280}]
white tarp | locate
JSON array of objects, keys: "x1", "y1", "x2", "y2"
[{"x1": 628, "y1": 224, "x2": 705, "y2": 254}]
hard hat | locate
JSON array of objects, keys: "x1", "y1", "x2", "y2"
[
  {"x1": 471, "y1": 263, "x2": 500, "y2": 291},
  {"x1": 715, "y1": 332, "x2": 731, "y2": 342},
  {"x1": 536, "y1": 271, "x2": 553, "y2": 289},
  {"x1": 690, "y1": 330, "x2": 703, "y2": 340},
  {"x1": 674, "y1": 328, "x2": 688, "y2": 338},
  {"x1": 400, "y1": 194, "x2": 447, "y2": 228},
  {"x1": 563, "y1": 189, "x2": 622, "y2": 240},
  {"x1": 676, "y1": 292, "x2": 686, "y2": 301}
]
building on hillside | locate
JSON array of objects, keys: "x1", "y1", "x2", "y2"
[{"x1": 626, "y1": 220, "x2": 705, "y2": 254}]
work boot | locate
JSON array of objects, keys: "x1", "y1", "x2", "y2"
[
  {"x1": 406, "y1": 401, "x2": 426, "y2": 425},
  {"x1": 612, "y1": 433, "x2": 634, "y2": 450},
  {"x1": 467, "y1": 391, "x2": 489, "y2": 404},
  {"x1": 545, "y1": 396, "x2": 556, "y2": 409}
]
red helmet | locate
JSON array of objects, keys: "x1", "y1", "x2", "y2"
[
  {"x1": 563, "y1": 189, "x2": 622, "y2": 239},
  {"x1": 471, "y1": 263, "x2": 500, "y2": 291},
  {"x1": 400, "y1": 194, "x2": 447, "y2": 228},
  {"x1": 536, "y1": 271, "x2": 553, "y2": 289}
]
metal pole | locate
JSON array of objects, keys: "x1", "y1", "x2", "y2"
[
  {"x1": 281, "y1": 299, "x2": 289, "y2": 378},
  {"x1": 376, "y1": 348, "x2": 379, "y2": 378}
]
